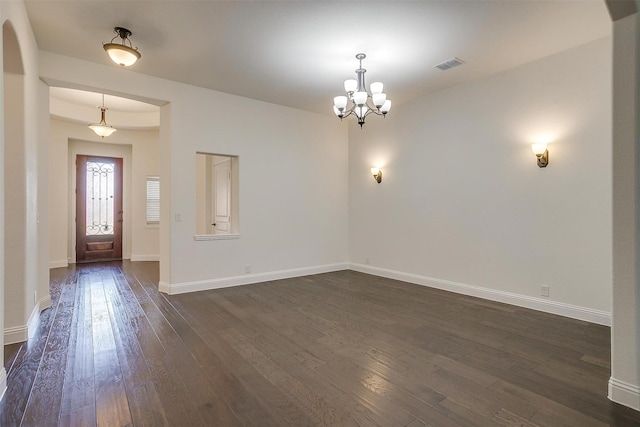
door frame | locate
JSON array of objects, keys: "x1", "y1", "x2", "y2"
[
  {"x1": 75, "y1": 155, "x2": 123, "y2": 262},
  {"x1": 68, "y1": 140, "x2": 132, "y2": 264},
  {"x1": 212, "y1": 156, "x2": 232, "y2": 234}
]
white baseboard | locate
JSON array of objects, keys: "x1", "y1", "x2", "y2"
[
  {"x1": 4, "y1": 325, "x2": 27, "y2": 345},
  {"x1": 37, "y1": 294, "x2": 52, "y2": 317},
  {"x1": 49, "y1": 259, "x2": 68, "y2": 269},
  {"x1": 161, "y1": 263, "x2": 349, "y2": 295},
  {"x1": 349, "y1": 263, "x2": 612, "y2": 326},
  {"x1": 131, "y1": 255, "x2": 160, "y2": 262},
  {"x1": 609, "y1": 377, "x2": 640, "y2": 411},
  {"x1": 158, "y1": 281, "x2": 171, "y2": 294},
  {"x1": 27, "y1": 301, "x2": 41, "y2": 339},
  {"x1": 4, "y1": 293, "x2": 52, "y2": 344},
  {"x1": 0, "y1": 368, "x2": 6, "y2": 403}
]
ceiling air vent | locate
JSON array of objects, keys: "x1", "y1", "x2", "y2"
[{"x1": 434, "y1": 57, "x2": 465, "y2": 71}]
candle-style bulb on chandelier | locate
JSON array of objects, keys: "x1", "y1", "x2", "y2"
[{"x1": 333, "y1": 53, "x2": 392, "y2": 128}]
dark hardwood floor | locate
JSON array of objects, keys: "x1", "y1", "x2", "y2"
[{"x1": 1, "y1": 261, "x2": 639, "y2": 426}]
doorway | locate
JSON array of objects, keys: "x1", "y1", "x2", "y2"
[{"x1": 75, "y1": 155, "x2": 123, "y2": 262}]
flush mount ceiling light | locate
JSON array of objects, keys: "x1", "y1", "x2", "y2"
[
  {"x1": 333, "y1": 53, "x2": 392, "y2": 128},
  {"x1": 103, "y1": 27, "x2": 141, "y2": 67},
  {"x1": 88, "y1": 94, "x2": 117, "y2": 138}
]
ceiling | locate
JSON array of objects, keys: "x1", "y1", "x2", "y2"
[
  {"x1": 25, "y1": 1, "x2": 611, "y2": 118},
  {"x1": 49, "y1": 87, "x2": 160, "y2": 129}
]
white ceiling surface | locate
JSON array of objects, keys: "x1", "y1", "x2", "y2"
[
  {"x1": 49, "y1": 87, "x2": 160, "y2": 129},
  {"x1": 27, "y1": 1, "x2": 611, "y2": 118}
]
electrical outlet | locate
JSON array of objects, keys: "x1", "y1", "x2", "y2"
[
  {"x1": 540, "y1": 285, "x2": 550, "y2": 297},
  {"x1": 174, "y1": 213, "x2": 182, "y2": 222},
  {"x1": 244, "y1": 265, "x2": 251, "y2": 274}
]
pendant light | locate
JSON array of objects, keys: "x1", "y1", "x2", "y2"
[
  {"x1": 103, "y1": 27, "x2": 141, "y2": 67},
  {"x1": 88, "y1": 94, "x2": 117, "y2": 138}
]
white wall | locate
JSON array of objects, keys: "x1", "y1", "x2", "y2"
[
  {"x1": 163, "y1": 83, "x2": 349, "y2": 289},
  {"x1": 37, "y1": 80, "x2": 51, "y2": 320},
  {"x1": 49, "y1": 119, "x2": 160, "y2": 266},
  {"x1": 3, "y1": 72, "x2": 27, "y2": 341},
  {"x1": 610, "y1": 11, "x2": 640, "y2": 411},
  {"x1": 40, "y1": 52, "x2": 349, "y2": 292},
  {"x1": 349, "y1": 37, "x2": 612, "y2": 323},
  {"x1": 0, "y1": 0, "x2": 48, "y2": 394},
  {"x1": 195, "y1": 153, "x2": 208, "y2": 235},
  {"x1": 129, "y1": 127, "x2": 160, "y2": 261}
]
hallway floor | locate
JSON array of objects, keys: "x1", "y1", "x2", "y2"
[{"x1": 1, "y1": 261, "x2": 639, "y2": 426}]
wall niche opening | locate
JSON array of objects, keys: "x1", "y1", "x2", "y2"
[{"x1": 195, "y1": 153, "x2": 239, "y2": 239}]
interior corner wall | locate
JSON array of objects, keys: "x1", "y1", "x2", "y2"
[
  {"x1": 348, "y1": 37, "x2": 613, "y2": 321},
  {"x1": 48, "y1": 119, "x2": 160, "y2": 266}
]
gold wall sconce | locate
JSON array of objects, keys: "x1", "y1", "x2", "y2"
[
  {"x1": 371, "y1": 167, "x2": 382, "y2": 183},
  {"x1": 531, "y1": 143, "x2": 549, "y2": 168}
]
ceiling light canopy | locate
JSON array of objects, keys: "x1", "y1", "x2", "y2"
[
  {"x1": 103, "y1": 27, "x2": 141, "y2": 67},
  {"x1": 333, "y1": 53, "x2": 391, "y2": 128},
  {"x1": 88, "y1": 94, "x2": 117, "y2": 138}
]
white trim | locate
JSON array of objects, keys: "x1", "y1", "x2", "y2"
[
  {"x1": 0, "y1": 368, "x2": 6, "y2": 403},
  {"x1": 49, "y1": 259, "x2": 69, "y2": 269},
  {"x1": 158, "y1": 281, "x2": 171, "y2": 294},
  {"x1": 4, "y1": 325, "x2": 27, "y2": 345},
  {"x1": 27, "y1": 302, "x2": 41, "y2": 339},
  {"x1": 161, "y1": 263, "x2": 349, "y2": 295},
  {"x1": 609, "y1": 377, "x2": 640, "y2": 411},
  {"x1": 349, "y1": 263, "x2": 611, "y2": 326},
  {"x1": 4, "y1": 294, "x2": 52, "y2": 344},
  {"x1": 130, "y1": 254, "x2": 160, "y2": 262},
  {"x1": 194, "y1": 234, "x2": 240, "y2": 241},
  {"x1": 38, "y1": 294, "x2": 52, "y2": 315}
]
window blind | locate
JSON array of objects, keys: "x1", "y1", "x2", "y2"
[{"x1": 146, "y1": 176, "x2": 160, "y2": 224}]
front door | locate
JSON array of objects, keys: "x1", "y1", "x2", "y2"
[{"x1": 76, "y1": 155, "x2": 123, "y2": 262}]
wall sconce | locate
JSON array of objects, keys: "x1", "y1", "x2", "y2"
[
  {"x1": 531, "y1": 143, "x2": 549, "y2": 168},
  {"x1": 371, "y1": 167, "x2": 382, "y2": 183}
]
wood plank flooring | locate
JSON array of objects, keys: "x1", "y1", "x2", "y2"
[{"x1": 1, "y1": 261, "x2": 639, "y2": 426}]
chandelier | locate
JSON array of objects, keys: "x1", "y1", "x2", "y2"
[
  {"x1": 103, "y1": 27, "x2": 141, "y2": 67},
  {"x1": 333, "y1": 53, "x2": 392, "y2": 128},
  {"x1": 88, "y1": 94, "x2": 117, "y2": 138}
]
